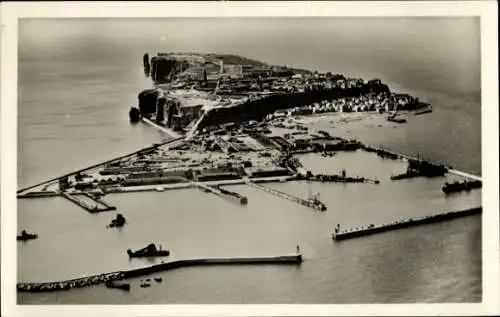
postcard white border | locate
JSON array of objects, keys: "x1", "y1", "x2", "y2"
[{"x1": 1, "y1": 1, "x2": 499, "y2": 316}]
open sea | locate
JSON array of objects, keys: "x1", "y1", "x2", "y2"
[{"x1": 17, "y1": 18, "x2": 481, "y2": 304}]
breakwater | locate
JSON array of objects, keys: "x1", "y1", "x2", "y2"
[
  {"x1": 17, "y1": 254, "x2": 302, "y2": 293},
  {"x1": 332, "y1": 207, "x2": 482, "y2": 241},
  {"x1": 448, "y1": 169, "x2": 482, "y2": 182}
]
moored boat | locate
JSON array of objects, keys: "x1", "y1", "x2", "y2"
[
  {"x1": 442, "y1": 180, "x2": 482, "y2": 194},
  {"x1": 386, "y1": 116, "x2": 407, "y2": 123},
  {"x1": 414, "y1": 105, "x2": 433, "y2": 115},
  {"x1": 105, "y1": 281, "x2": 130, "y2": 291},
  {"x1": 17, "y1": 230, "x2": 38, "y2": 241},
  {"x1": 127, "y1": 243, "x2": 170, "y2": 258}
]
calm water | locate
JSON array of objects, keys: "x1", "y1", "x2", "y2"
[{"x1": 17, "y1": 18, "x2": 481, "y2": 304}]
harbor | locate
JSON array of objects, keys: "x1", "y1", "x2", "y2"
[{"x1": 16, "y1": 45, "x2": 483, "y2": 304}]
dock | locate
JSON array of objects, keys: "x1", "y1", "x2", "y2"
[
  {"x1": 17, "y1": 253, "x2": 302, "y2": 293},
  {"x1": 245, "y1": 178, "x2": 326, "y2": 211},
  {"x1": 61, "y1": 192, "x2": 116, "y2": 213},
  {"x1": 192, "y1": 182, "x2": 248, "y2": 205},
  {"x1": 332, "y1": 207, "x2": 482, "y2": 241}
]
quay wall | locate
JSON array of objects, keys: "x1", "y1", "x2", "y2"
[
  {"x1": 17, "y1": 136, "x2": 185, "y2": 195},
  {"x1": 333, "y1": 207, "x2": 482, "y2": 241},
  {"x1": 17, "y1": 254, "x2": 302, "y2": 293},
  {"x1": 17, "y1": 176, "x2": 297, "y2": 198}
]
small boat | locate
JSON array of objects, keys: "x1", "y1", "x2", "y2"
[
  {"x1": 414, "y1": 106, "x2": 433, "y2": 115},
  {"x1": 17, "y1": 230, "x2": 38, "y2": 241},
  {"x1": 127, "y1": 243, "x2": 170, "y2": 258},
  {"x1": 386, "y1": 116, "x2": 407, "y2": 123},
  {"x1": 108, "y1": 213, "x2": 126, "y2": 228},
  {"x1": 140, "y1": 283, "x2": 151, "y2": 288},
  {"x1": 386, "y1": 111, "x2": 407, "y2": 123},
  {"x1": 154, "y1": 277, "x2": 163, "y2": 283},
  {"x1": 105, "y1": 281, "x2": 130, "y2": 291}
]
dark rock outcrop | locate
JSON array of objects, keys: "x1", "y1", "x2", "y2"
[
  {"x1": 138, "y1": 89, "x2": 159, "y2": 116},
  {"x1": 151, "y1": 56, "x2": 180, "y2": 84}
]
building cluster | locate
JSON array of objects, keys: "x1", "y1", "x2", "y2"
[
  {"x1": 266, "y1": 92, "x2": 424, "y2": 119},
  {"x1": 62, "y1": 128, "x2": 305, "y2": 193}
]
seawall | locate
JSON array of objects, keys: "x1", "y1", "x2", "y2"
[{"x1": 332, "y1": 207, "x2": 482, "y2": 241}]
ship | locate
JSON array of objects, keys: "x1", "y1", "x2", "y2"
[
  {"x1": 107, "y1": 213, "x2": 126, "y2": 228},
  {"x1": 308, "y1": 190, "x2": 327, "y2": 211},
  {"x1": 442, "y1": 180, "x2": 482, "y2": 194},
  {"x1": 127, "y1": 243, "x2": 170, "y2": 258},
  {"x1": 17, "y1": 230, "x2": 38, "y2": 241}
]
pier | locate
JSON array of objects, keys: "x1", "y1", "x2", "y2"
[
  {"x1": 61, "y1": 192, "x2": 116, "y2": 213},
  {"x1": 17, "y1": 253, "x2": 302, "y2": 293},
  {"x1": 332, "y1": 207, "x2": 482, "y2": 241},
  {"x1": 192, "y1": 182, "x2": 248, "y2": 205},
  {"x1": 308, "y1": 173, "x2": 379, "y2": 184},
  {"x1": 245, "y1": 178, "x2": 326, "y2": 211}
]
